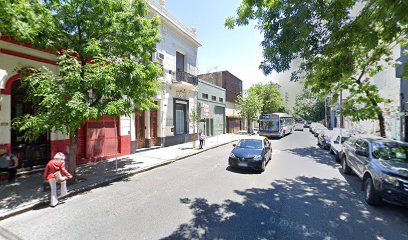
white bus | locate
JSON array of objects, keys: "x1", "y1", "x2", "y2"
[{"x1": 259, "y1": 113, "x2": 294, "y2": 138}]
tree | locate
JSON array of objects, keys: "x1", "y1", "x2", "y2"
[
  {"x1": 292, "y1": 88, "x2": 325, "y2": 122},
  {"x1": 190, "y1": 106, "x2": 201, "y2": 149},
  {"x1": 236, "y1": 89, "x2": 263, "y2": 128},
  {"x1": 250, "y1": 82, "x2": 286, "y2": 114},
  {"x1": 226, "y1": 0, "x2": 407, "y2": 137},
  {"x1": 3, "y1": 0, "x2": 162, "y2": 176},
  {"x1": 237, "y1": 82, "x2": 286, "y2": 131}
]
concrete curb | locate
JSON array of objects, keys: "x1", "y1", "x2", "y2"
[{"x1": 0, "y1": 139, "x2": 237, "y2": 221}]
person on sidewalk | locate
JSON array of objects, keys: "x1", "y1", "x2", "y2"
[
  {"x1": 0, "y1": 145, "x2": 19, "y2": 183},
  {"x1": 199, "y1": 131, "x2": 206, "y2": 149},
  {"x1": 44, "y1": 152, "x2": 72, "y2": 207}
]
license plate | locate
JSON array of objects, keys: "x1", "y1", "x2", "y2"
[{"x1": 238, "y1": 162, "x2": 247, "y2": 167}]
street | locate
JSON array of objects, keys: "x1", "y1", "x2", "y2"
[{"x1": 1, "y1": 131, "x2": 407, "y2": 240}]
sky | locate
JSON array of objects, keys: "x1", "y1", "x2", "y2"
[
  {"x1": 160, "y1": 0, "x2": 277, "y2": 90},
  {"x1": 159, "y1": 0, "x2": 304, "y2": 109}
]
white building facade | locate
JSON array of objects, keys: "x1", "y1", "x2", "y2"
[{"x1": 124, "y1": 0, "x2": 201, "y2": 150}]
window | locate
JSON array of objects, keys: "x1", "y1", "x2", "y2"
[
  {"x1": 219, "y1": 98, "x2": 223, "y2": 102},
  {"x1": 176, "y1": 52, "x2": 185, "y2": 72},
  {"x1": 356, "y1": 139, "x2": 369, "y2": 152},
  {"x1": 202, "y1": 93, "x2": 208, "y2": 99},
  {"x1": 212, "y1": 96, "x2": 216, "y2": 101}
]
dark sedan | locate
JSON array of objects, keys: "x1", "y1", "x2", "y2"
[{"x1": 228, "y1": 137, "x2": 272, "y2": 172}]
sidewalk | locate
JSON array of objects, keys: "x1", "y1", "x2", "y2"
[{"x1": 0, "y1": 134, "x2": 241, "y2": 220}]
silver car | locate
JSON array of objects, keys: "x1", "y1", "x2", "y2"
[
  {"x1": 330, "y1": 129, "x2": 352, "y2": 162},
  {"x1": 341, "y1": 135, "x2": 408, "y2": 206}
]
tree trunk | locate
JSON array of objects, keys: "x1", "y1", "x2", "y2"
[
  {"x1": 365, "y1": 90, "x2": 386, "y2": 138},
  {"x1": 377, "y1": 111, "x2": 386, "y2": 138},
  {"x1": 192, "y1": 122, "x2": 196, "y2": 149},
  {"x1": 69, "y1": 131, "x2": 78, "y2": 180}
]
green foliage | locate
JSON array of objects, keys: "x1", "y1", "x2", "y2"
[
  {"x1": 292, "y1": 88, "x2": 325, "y2": 122},
  {"x1": 190, "y1": 106, "x2": 201, "y2": 129},
  {"x1": 237, "y1": 90, "x2": 263, "y2": 122},
  {"x1": 3, "y1": 0, "x2": 162, "y2": 141},
  {"x1": 227, "y1": 0, "x2": 407, "y2": 136},
  {"x1": 249, "y1": 82, "x2": 286, "y2": 114},
  {"x1": 237, "y1": 82, "x2": 285, "y2": 121}
]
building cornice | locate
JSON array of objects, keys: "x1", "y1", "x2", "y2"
[{"x1": 146, "y1": 0, "x2": 201, "y2": 47}]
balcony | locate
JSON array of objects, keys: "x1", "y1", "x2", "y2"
[{"x1": 173, "y1": 71, "x2": 198, "y2": 86}]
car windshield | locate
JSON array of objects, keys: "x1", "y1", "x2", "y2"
[
  {"x1": 260, "y1": 119, "x2": 279, "y2": 131},
  {"x1": 237, "y1": 140, "x2": 263, "y2": 149},
  {"x1": 372, "y1": 143, "x2": 408, "y2": 163},
  {"x1": 340, "y1": 137, "x2": 349, "y2": 143}
]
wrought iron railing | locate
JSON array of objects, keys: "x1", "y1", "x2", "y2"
[{"x1": 174, "y1": 71, "x2": 198, "y2": 85}]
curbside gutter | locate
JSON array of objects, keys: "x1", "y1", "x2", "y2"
[{"x1": 0, "y1": 139, "x2": 237, "y2": 221}]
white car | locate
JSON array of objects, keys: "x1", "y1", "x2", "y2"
[
  {"x1": 330, "y1": 129, "x2": 352, "y2": 162},
  {"x1": 294, "y1": 123, "x2": 304, "y2": 131}
]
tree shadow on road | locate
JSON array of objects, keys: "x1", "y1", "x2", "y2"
[
  {"x1": 284, "y1": 146, "x2": 339, "y2": 169},
  {"x1": 163, "y1": 177, "x2": 408, "y2": 240}
]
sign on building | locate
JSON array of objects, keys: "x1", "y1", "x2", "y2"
[{"x1": 203, "y1": 104, "x2": 210, "y2": 117}]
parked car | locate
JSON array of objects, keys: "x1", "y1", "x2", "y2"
[
  {"x1": 341, "y1": 135, "x2": 408, "y2": 206},
  {"x1": 314, "y1": 126, "x2": 327, "y2": 137},
  {"x1": 294, "y1": 123, "x2": 304, "y2": 131},
  {"x1": 304, "y1": 121, "x2": 312, "y2": 128},
  {"x1": 317, "y1": 130, "x2": 333, "y2": 149},
  {"x1": 228, "y1": 137, "x2": 272, "y2": 172},
  {"x1": 330, "y1": 129, "x2": 352, "y2": 162},
  {"x1": 310, "y1": 123, "x2": 323, "y2": 134}
]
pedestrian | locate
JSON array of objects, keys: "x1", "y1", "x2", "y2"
[
  {"x1": 44, "y1": 152, "x2": 72, "y2": 207},
  {"x1": 199, "y1": 131, "x2": 205, "y2": 149},
  {"x1": 0, "y1": 145, "x2": 19, "y2": 183}
]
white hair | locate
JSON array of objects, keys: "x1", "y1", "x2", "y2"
[{"x1": 54, "y1": 152, "x2": 66, "y2": 160}]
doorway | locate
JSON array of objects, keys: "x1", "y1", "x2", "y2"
[
  {"x1": 150, "y1": 109, "x2": 159, "y2": 146},
  {"x1": 11, "y1": 80, "x2": 50, "y2": 168},
  {"x1": 136, "y1": 111, "x2": 145, "y2": 149}
]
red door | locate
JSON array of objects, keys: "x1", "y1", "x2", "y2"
[
  {"x1": 136, "y1": 112, "x2": 145, "y2": 149},
  {"x1": 86, "y1": 116, "x2": 117, "y2": 161}
]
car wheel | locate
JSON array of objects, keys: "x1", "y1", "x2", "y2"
[
  {"x1": 364, "y1": 177, "x2": 382, "y2": 206},
  {"x1": 260, "y1": 160, "x2": 266, "y2": 172},
  {"x1": 341, "y1": 156, "x2": 352, "y2": 175}
]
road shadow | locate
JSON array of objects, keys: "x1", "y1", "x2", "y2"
[
  {"x1": 163, "y1": 177, "x2": 408, "y2": 240},
  {"x1": 284, "y1": 146, "x2": 338, "y2": 169}
]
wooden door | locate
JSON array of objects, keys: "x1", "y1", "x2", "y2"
[
  {"x1": 150, "y1": 109, "x2": 159, "y2": 146},
  {"x1": 11, "y1": 80, "x2": 50, "y2": 168},
  {"x1": 136, "y1": 112, "x2": 145, "y2": 149}
]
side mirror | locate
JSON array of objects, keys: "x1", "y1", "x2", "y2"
[
  {"x1": 355, "y1": 149, "x2": 368, "y2": 157},
  {"x1": 233, "y1": 144, "x2": 236, "y2": 147}
]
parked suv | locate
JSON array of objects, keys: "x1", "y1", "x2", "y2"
[{"x1": 341, "y1": 135, "x2": 408, "y2": 206}]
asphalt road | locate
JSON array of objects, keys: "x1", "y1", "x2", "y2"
[{"x1": 1, "y1": 131, "x2": 407, "y2": 240}]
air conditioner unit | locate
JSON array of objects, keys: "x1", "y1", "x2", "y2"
[
  {"x1": 157, "y1": 52, "x2": 164, "y2": 60},
  {"x1": 154, "y1": 52, "x2": 164, "y2": 66}
]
